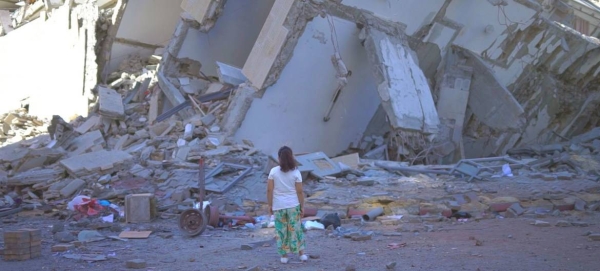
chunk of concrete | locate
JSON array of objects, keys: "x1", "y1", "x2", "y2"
[
  {"x1": 59, "y1": 179, "x2": 86, "y2": 197},
  {"x1": 570, "y1": 127, "x2": 600, "y2": 144},
  {"x1": 75, "y1": 115, "x2": 101, "y2": 134},
  {"x1": 216, "y1": 62, "x2": 248, "y2": 85},
  {"x1": 60, "y1": 150, "x2": 133, "y2": 177},
  {"x1": 129, "y1": 164, "x2": 152, "y2": 179},
  {"x1": 126, "y1": 259, "x2": 147, "y2": 269},
  {"x1": 200, "y1": 114, "x2": 216, "y2": 126},
  {"x1": 363, "y1": 27, "x2": 439, "y2": 134},
  {"x1": 65, "y1": 130, "x2": 106, "y2": 157},
  {"x1": 7, "y1": 167, "x2": 65, "y2": 186},
  {"x1": 98, "y1": 87, "x2": 125, "y2": 120}
]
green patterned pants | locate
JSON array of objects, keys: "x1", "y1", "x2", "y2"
[{"x1": 274, "y1": 205, "x2": 305, "y2": 256}]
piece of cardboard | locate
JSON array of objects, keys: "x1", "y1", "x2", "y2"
[{"x1": 118, "y1": 231, "x2": 152, "y2": 239}]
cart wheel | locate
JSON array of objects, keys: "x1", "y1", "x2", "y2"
[{"x1": 179, "y1": 209, "x2": 207, "y2": 237}]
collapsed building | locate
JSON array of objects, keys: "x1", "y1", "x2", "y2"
[{"x1": 1, "y1": 0, "x2": 600, "y2": 165}]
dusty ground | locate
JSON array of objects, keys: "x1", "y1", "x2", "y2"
[{"x1": 1, "y1": 213, "x2": 600, "y2": 271}]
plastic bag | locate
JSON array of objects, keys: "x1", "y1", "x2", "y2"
[
  {"x1": 502, "y1": 164, "x2": 513, "y2": 177},
  {"x1": 304, "y1": 221, "x2": 325, "y2": 230},
  {"x1": 67, "y1": 196, "x2": 91, "y2": 211}
]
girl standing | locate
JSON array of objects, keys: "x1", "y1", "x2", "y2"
[{"x1": 267, "y1": 146, "x2": 307, "y2": 263}]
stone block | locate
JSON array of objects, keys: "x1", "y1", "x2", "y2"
[
  {"x1": 508, "y1": 203, "x2": 525, "y2": 215},
  {"x1": 125, "y1": 193, "x2": 157, "y2": 223},
  {"x1": 59, "y1": 179, "x2": 86, "y2": 197},
  {"x1": 126, "y1": 259, "x2": 147, "y2": 269}
]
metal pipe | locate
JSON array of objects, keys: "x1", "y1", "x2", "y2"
[
  {"x1": 362, "y1": 207, "x2": 384, "y2": 221},
  {"x1": 347, "y1": 208, "x2": 367, "y2": 218},
  {"x1": 198, "y1": 158, "x2": 205, "y2": 204}
]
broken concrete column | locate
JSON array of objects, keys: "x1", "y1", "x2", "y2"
[
  {"x1": 180, "y1": 0, "x2": 227, "y2": 32},
  {"x1": 221, "y1": 84, "x2": 257, "y2": 137},
  {"x1": 363, "y1": 27, "x2": 440, "y2": 135}
]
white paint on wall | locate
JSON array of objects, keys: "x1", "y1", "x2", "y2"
[
  {"x1": 423, "y1": 22, "x2": 456, "y2": 54},
  {"x1": 106, "y1": 0, "x2": 183, "y2": 74},
  {"x1": 177, "y1": 0, "x2": 275, "y2": 77},
  {"x1": 116, "y1": 0, "x2": 182, "y2": 46},
  {"x1": 341, "y1": 0, "x2": 446, "y2": 36},
  {"x1": 0, "y1": 6, "x2": 89, "y2": 120},
  {"x1": 235, "y1": 16, "x2": 380, "y2": 157}
]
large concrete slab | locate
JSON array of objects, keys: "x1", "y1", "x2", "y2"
[
  {"x1": 235, "y1": 16, "x2": 380, "y2": 157},
  {"x1": 461, "y1": 48, "x2": 525, "y2": 131},
  {"x1": 60, "y1": 150, "x2": 133, "y2": 177},
  {"x1": 363, "y1": 28, "x2": 440, "y2": 134}
]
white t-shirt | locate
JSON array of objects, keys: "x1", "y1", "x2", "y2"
[{"x1": 268, "y1": 166, "x2": 302, "y2": 211}]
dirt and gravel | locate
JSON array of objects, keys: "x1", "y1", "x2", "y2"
[{"x1": 1, "y1": 212, "x2": 600, "y2": 271}]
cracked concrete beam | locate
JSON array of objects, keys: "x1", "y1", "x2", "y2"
[
  {"x1": 220, "y1": 84, "x2": 257, "y2": 137},
  {"x1": 363, "y1": 27, "x2": 440, "y2": 135}
]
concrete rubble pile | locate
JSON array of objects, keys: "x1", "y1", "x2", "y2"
[
  {"x1": 0, "y1": 53, "x2": 269, "y2": 217},
  {"x1": 0, "y1": 109, "x2": 47, "y2": 147}
]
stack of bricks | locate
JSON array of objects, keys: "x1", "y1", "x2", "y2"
[{"x1": 2, "y1": 228, "x2": 42, "y2": 261}]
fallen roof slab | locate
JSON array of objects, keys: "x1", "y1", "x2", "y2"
[{"x1": 363, "y1": 27, "x2": 440, "y2": 135}]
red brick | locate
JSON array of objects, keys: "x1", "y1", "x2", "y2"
[
  {"x1": 554, "y1": 203, "x2": 574, "y2": 211},
  {"x1": 442, "y1": 209, "x2": 453, "y2": 218}
]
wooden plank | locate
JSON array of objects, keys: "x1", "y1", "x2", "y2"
[{"x1": 118, "y1": 231, "x2": 152, "y2": 239}]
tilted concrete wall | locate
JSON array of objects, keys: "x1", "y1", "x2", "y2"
[
  {"x1": 235, "y1": 16, "x2": 380, "y2": 157},
  {"x1": 339, "y1": 0, "x2": 600, "y2": 158}
]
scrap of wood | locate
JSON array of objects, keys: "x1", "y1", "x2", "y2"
[
  {"x1": 188, "y1": 94, "x2": 206, "y2": 116},
  {"x1": 118, "y1": 231, "x2": 152, "y2": 239}
]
